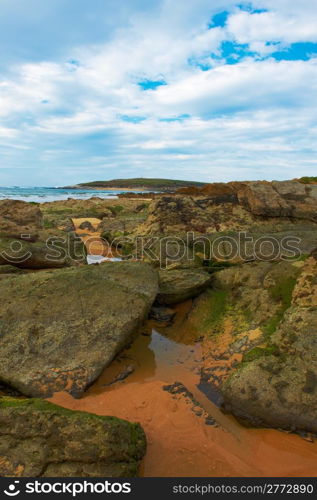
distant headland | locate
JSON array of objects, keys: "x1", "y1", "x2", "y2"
[{"x1": 61, "y1": 177, "x2": 206, "y2": 191}]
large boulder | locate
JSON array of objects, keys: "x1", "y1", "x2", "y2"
[
  {"x1": 137, "y1": 181, "x2": 317, "y2": 236},
  {"x1": 222, "y1": 257, "x2": 317, "y2": 433},
  {"x1": 185, "y1": 260, "x2": 302, "y2": 395},
  {"x1": 238, "y1": 180, "x2": 317, "y2": 221},
  {"x1": 0, "y1": 397, "x2": 146, "y2": 477},
  {"x1": 0, "y1": 262, "x2": 158, "y2": 397},
  {"x1": 0, "y1": 230, "x2": 86, "y2": 269},
  {"x1": 136, "y1": 196, "x2": 257, "y2": 235},
  {"x1": 0, "y1": 200, "x2": 43, "y2": 238},
  {"x1": 237, "y1": 181, "x2": 292, "y2": 217},
  {"x1": 157, "y1": 269, "x2": 211, "y2": 305},
  {"x1": 0, "y1": 199, "x2": 86, "y2": 270},
  {"x1": 98, "y1": 216, "x2": 146, "y2": 239}
]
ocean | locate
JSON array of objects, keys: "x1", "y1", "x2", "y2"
[{"x1": 0, "y1": 186, "x2": 135, "y2": 203}]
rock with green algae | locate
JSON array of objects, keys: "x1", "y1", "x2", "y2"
[
  {"x1": 0, "y1": 397, "x2": 146, "y2": 477},
  {"x1": 0, "y1": 262, "x2": 158, "y2": 398},
  {"x1": 157, "y1": 268, "x2": 211, "y2": 305},
  {"x1": 0, "y1": 229, "x2": 86, "y2": 269},
  {"x1": 184, "y1": 260, "x2": 302, "y2": 400},
  {"x1": 0, "y1": 265, "x2": 25, "y2": 274},
  {"x1": 0, "y1": 201, "x2": 85, "y2": 270},
  {"x1": 222, "y1": 257, "x2": 317, "y2": 433}
]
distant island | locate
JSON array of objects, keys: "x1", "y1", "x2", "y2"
[{"x1": 61, "y1": 177, "x2": 206, "y2": 191}]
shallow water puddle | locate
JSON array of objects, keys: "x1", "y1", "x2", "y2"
[
  {"x1": 86, "y1": 255, "x2": 122, "y2": 264},
  {"x1": 50, "y1": 301, "x2": 317, "y2": 477}
]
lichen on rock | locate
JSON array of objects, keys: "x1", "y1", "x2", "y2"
[{"x1": 0, "y1": 397, "x2": 146, "y2": 477}]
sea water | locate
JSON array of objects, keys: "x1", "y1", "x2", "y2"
[{"x1": 0, "y1": 186, "x2": 137, "y2": 203}]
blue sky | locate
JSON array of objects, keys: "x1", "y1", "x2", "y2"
[{"x1": 0, "y1": 0, "x2": 317, "y2": 186}]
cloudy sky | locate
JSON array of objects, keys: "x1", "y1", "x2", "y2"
[{"x1": 0, "y1": 0, "x2": 317, "y2": 186}]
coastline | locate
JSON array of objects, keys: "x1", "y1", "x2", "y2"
[{"x1": 81, "y1": 186, "x2": 148, "y2": 192}]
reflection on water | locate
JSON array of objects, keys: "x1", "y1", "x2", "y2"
[
  {"x1": 148, "y1": 329, "x2": 201, "y2": 380},
  {"x1": 90, "y1": 327, "x2": 201, "y2": 393},
  {"x1": 89, "y1": 300, "x2": 202, "y2": 395},
  {"x1": 87, "y1": 255, "x2": 122, "y2": 265}
]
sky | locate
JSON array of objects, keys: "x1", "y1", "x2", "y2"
[{"x1": 0, "y1": 0, "x2": 317, "y2": 186}]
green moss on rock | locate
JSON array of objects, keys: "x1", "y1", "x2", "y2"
[
  {"x1": 203, "y1": 289, "x2": 228, "y2": 331},
  {"x1": 0, "y1": 396, "x2": 146, "y2": 477},
  {"x1": 242, "y1": 345, "x2": 280, "y2": 363},
  {"x1": 263, "y1": 276, "x2": 298, "y2": 339}
]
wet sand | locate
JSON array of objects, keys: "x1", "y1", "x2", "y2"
[
  {"x1": 50, "y1": 301, "x2": 317, "y2": 477},
  {"x1": 72, "y1": 217, "x2": 118, "y2": 258}
]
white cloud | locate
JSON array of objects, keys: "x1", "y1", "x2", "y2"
[
  {"x1": 0, "y1": 0, "x2": 317, "y2": 184},
  {"x1": 227, "y1": 8, "x2": 317, "y2": 54},
  {"x1": 0, "y1": 126, "x2": 18, "y2": 138},
  {"x1": 148, "y1": 58, "x2": 317, "y2": 116}
]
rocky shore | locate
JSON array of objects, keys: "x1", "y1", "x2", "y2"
[{"x1": 1, "y1": 178, "x2": 317, "y2": 477}]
